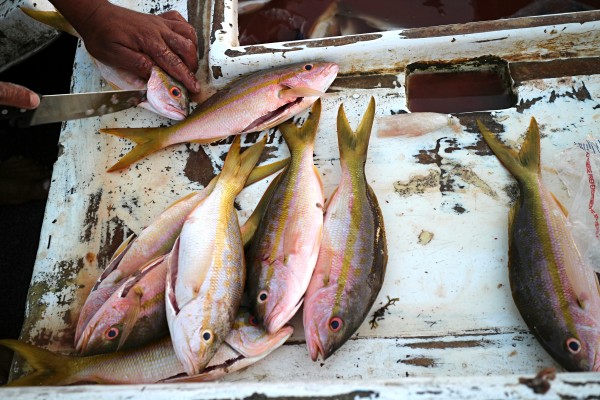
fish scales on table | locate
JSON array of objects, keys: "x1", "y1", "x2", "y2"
[
  {"x1": 20, "y1": 7, "x2": 190, "y2": 121},
  {"x1": 1, "y1": 310, "x2": 293, "y2": 386},
  {"x1": 246, "y1": 99, "x2": 325, "y2": 334},
  {"x1": 303, "y1": 97, "x2": 387, "y2": 361},
  {"x1": 478, "y1": 118, "x2": 600, "y2": 372},
  {"x1": 75, "y1": 156, "x2": 288, "y2": 356},
  {"x1": 99, "y1": 62, "x2": 338, "y2": 171},
  {"x1": 166, "y1": 136, "x2": 266, "y2": 375}
]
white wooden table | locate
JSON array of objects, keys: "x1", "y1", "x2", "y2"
[{"x1": 4, "y1": 0, "x2": 600, "y2": 398}]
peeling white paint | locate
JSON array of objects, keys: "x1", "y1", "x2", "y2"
[{"x1": 8, "y1": 0, "x2": 600, "y2": 397}]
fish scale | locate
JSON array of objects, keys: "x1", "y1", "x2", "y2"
[
  {"x1": 247, "y1": 100, "x2": 325, "y2": 334},
  {"x1": 303, "y1": 97, "x2": 387, "y2": 361},
  {"x1": 99, "y1": 62, "x2": 338, "y2": 171},
  {"x1": 166, "y1": 136, "x2": 265, "y2": 375},
  {"x1": 478, "y1": 118, "x2": 600, "y2": 372}
]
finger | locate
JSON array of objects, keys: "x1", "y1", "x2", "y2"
[
  {"x1": 150, "y1": 43, "x2": 200, "y2": 93},
  {"x1": 158, "y1": 10, "x2": 187, "y2": 23},
  {"x1": 162, "y1": 16, "x2": 198, "y2": 49},
  {"x1": 0, "y1": 82, "x2": 40, "y2": 109},
  {"x1": 164, "y1": 32, "x2": 198, "y2": 73}
]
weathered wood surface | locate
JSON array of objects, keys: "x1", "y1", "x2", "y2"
[{"x1": 5, "y1": 0, "x2": 600, "y2": 398}]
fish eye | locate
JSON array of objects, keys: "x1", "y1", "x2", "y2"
[
  {"x1": 258, "y1": 291, "x2": 268, "y2": 303},
  {"x1": 248, "y1": 315, "x2": 259, "y2": 326},
  {"x1": 105, "y1": 326, "x2": 120, "y2": 340},
  {"x1": 169, "y1": 87, "x2": 182, "y2": 98},
  {"x1": 329, "y1": 317, "x2": 343, "y2": 332},
  {"x1": 303, "y1": 64, "x2": 313, "y2": 71},
  {"x1": 566, "y1": 338, "x2": 582, "y2": 354},
  {"x1": 201, "y1": 329, "x2": 213, "y2": 343}
]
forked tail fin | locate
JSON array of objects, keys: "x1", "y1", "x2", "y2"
[{"x1": 0, "y1": 339, "x2": 73, "y2": 386}]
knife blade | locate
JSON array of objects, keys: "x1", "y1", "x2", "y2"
[{"x1": 0, "y1": 89, "x2": 147, "y2": 127}]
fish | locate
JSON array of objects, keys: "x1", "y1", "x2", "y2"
[
  {"x1": 246, "y1": 99, "x2": 325, "y2": 334},
  {"x1": 478, "y1": 118, "x2": 600, "y2": 372},
  {"x1": 1, "y1": 310, "x2": 293, "y2": 386},
  {"x1": 74, "y1": 156, "x2": 289, "y2": 353},
  {"x1": 19, "y1": 7, "x2": 189, "y2": 120},
  {"x1": 99, "y1": 62, "x2": 339, "y2": 171},
  {"x1": 75, "y1": 255, "x2": 169, "y2": 355},
  {"x1": 303, "y1": 97, "x2": 388, "y2": 361},
  {"x1": 376, "y1": 112, "x2": 461, "y2": 138},
  {"x1": 166, "y1": 135, "x2": 266, "y2": 375}
]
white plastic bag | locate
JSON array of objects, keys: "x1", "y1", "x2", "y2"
[{"x1": 556, "y1": 139, "x2": 600, "y2": 271}]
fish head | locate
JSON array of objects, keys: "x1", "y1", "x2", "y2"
[
  {"x1": 169, "y1": 313, "x2": 224, "y2": 376},
  {"x1": 252, "y1": 272, "x2": 304, "y2": 334},
  {"x1": 279, "y1": 62, "x2": 339, "y2": 94},
  {"x1": 303, "y1": 285, "x2": 354, "y2": 361},
  {"x1": 74, "y1": 285, "x2": 119, "y2": 350},
  {"x1": 226, "y1": 308, "x2": 294, "y2": 358},
  {"x1": 546, "y1": 330, "x2": 600, "y2": 372},
  {"x1": 145, "y1": 66, "x2": 189, "y2": 120},
  {"x1": 75, "y1": 295, "x2": 138, "y2": 355}
]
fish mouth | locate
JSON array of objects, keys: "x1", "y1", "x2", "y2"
[
  {"x1": 74, "y1": 327, "x2": 92, "y2": 354},
  {"x1": 264, "y1": 299, "x2": 304, "y2": 334},
  {"x1": 166, "y1": 107, "x2": 187, "y2": 121},
  {"x1": 307, "y1": 332, "x2": 325, "y2": 362},
  {"x1": 241, "y1": 97, "x2": 304, "y2": 133}
]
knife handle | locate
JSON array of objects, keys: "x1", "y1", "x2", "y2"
[{"x1": 0, "y1": 106, "x2": 35, "y2": 127}]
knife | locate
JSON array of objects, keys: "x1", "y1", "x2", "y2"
[{"x1": 0, "y1": 89, "x2": 147, "y2": 127}]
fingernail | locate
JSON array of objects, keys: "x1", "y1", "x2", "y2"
[
  {"x1": 193, "y1": 81, "x2": 201, "y2": 93},
  {"x1": 30, "y1": 93, "x2": 40, "y2": 108}
]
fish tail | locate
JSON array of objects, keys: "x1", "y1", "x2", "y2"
[
  {"x1": 337, "y1": 97, "x2": 375, "y2": 165},
  {"x1": 19, "y1": 8, "x2": 80, "y2": 38},
  {"x1": 477, "y1": 117, "x2": 540, "y2": 182},
  {"x1": 278, "y1": 99, "x2": 322, "y2": 152},
  {"x1": 218, "y1": 136, "x2": 267, "y2": 196},
  {"x1": 246, "y1": 158, "x2": 290, "y2": 186},
  {"x1": 241, "y1": 168, "x2": 287, "y2": 246},
  {"x1": 99, "y1": 127, "x2": 169, "y2": 172},
  {"x1": 0, "y1": 339, "x2": 74, "y2": 386}
]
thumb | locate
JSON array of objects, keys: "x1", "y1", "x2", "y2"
[{"x1": 0, "y1": 82, "x2": 40, "y2": 109}]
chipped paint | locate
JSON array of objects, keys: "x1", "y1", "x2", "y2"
[
  {"x1": 418, "y1": 230, "x2": 434, "y2": 245},
  {"x1": 394, "y1": 170, "x2": 440, "y2": 196},
  {"x1": 10, "y1": 0, "x2": 600, "y2": 396}
]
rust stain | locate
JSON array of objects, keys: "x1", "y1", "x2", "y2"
[
  {"x1": 97, "y1": 216, "x2": 128, "y2": 269},
  {"x1": 548, "y1": 82, "x2": 592, "y2": 103},
  {"x1": 399, "y1": 357, "x2": 437, "y2": 368},
  {"x1": 282, "y1": 33, "x2": 382, "y2": 48},
  {"x1": 85, "y1": 252, "x2": 96, "y2": 264},
  {"x1": 405, "y1": 339, "x2": 488, "y2": 349},
  {"x1": 457, "y1": 112, "x2": 504, "y2": 138},
  {"x1": 510, "y1": 57, "x2": 600, "y2": 83},
  {"x1": 399, "y1": 11, "x2": 600, "y2": 39},
  {"x1": 225, "y1": 46, "x2": 303, "y2": 57},
  {"x1": 184, "y1": 144, "x2": 216, "y2": 187},
  {"x1": 331, "y1": 74, "x2": 399, "y2": 90},
  {"x1": 81, "y1": 189, "x2": 102, "y2": 243},
  {"x1": 209, "y1": 0, "x2": 225, "y2": 45},
  {"x1": 211, "y1": 65, "x2": 223, "y2": 79}
]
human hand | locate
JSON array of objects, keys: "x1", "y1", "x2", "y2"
[
  {"x1": 0, "y1": 82, "x2": 40, "y2": 109},
  {"x1": 51, "y1": 0, "x2": 200, "y2": 94}
]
